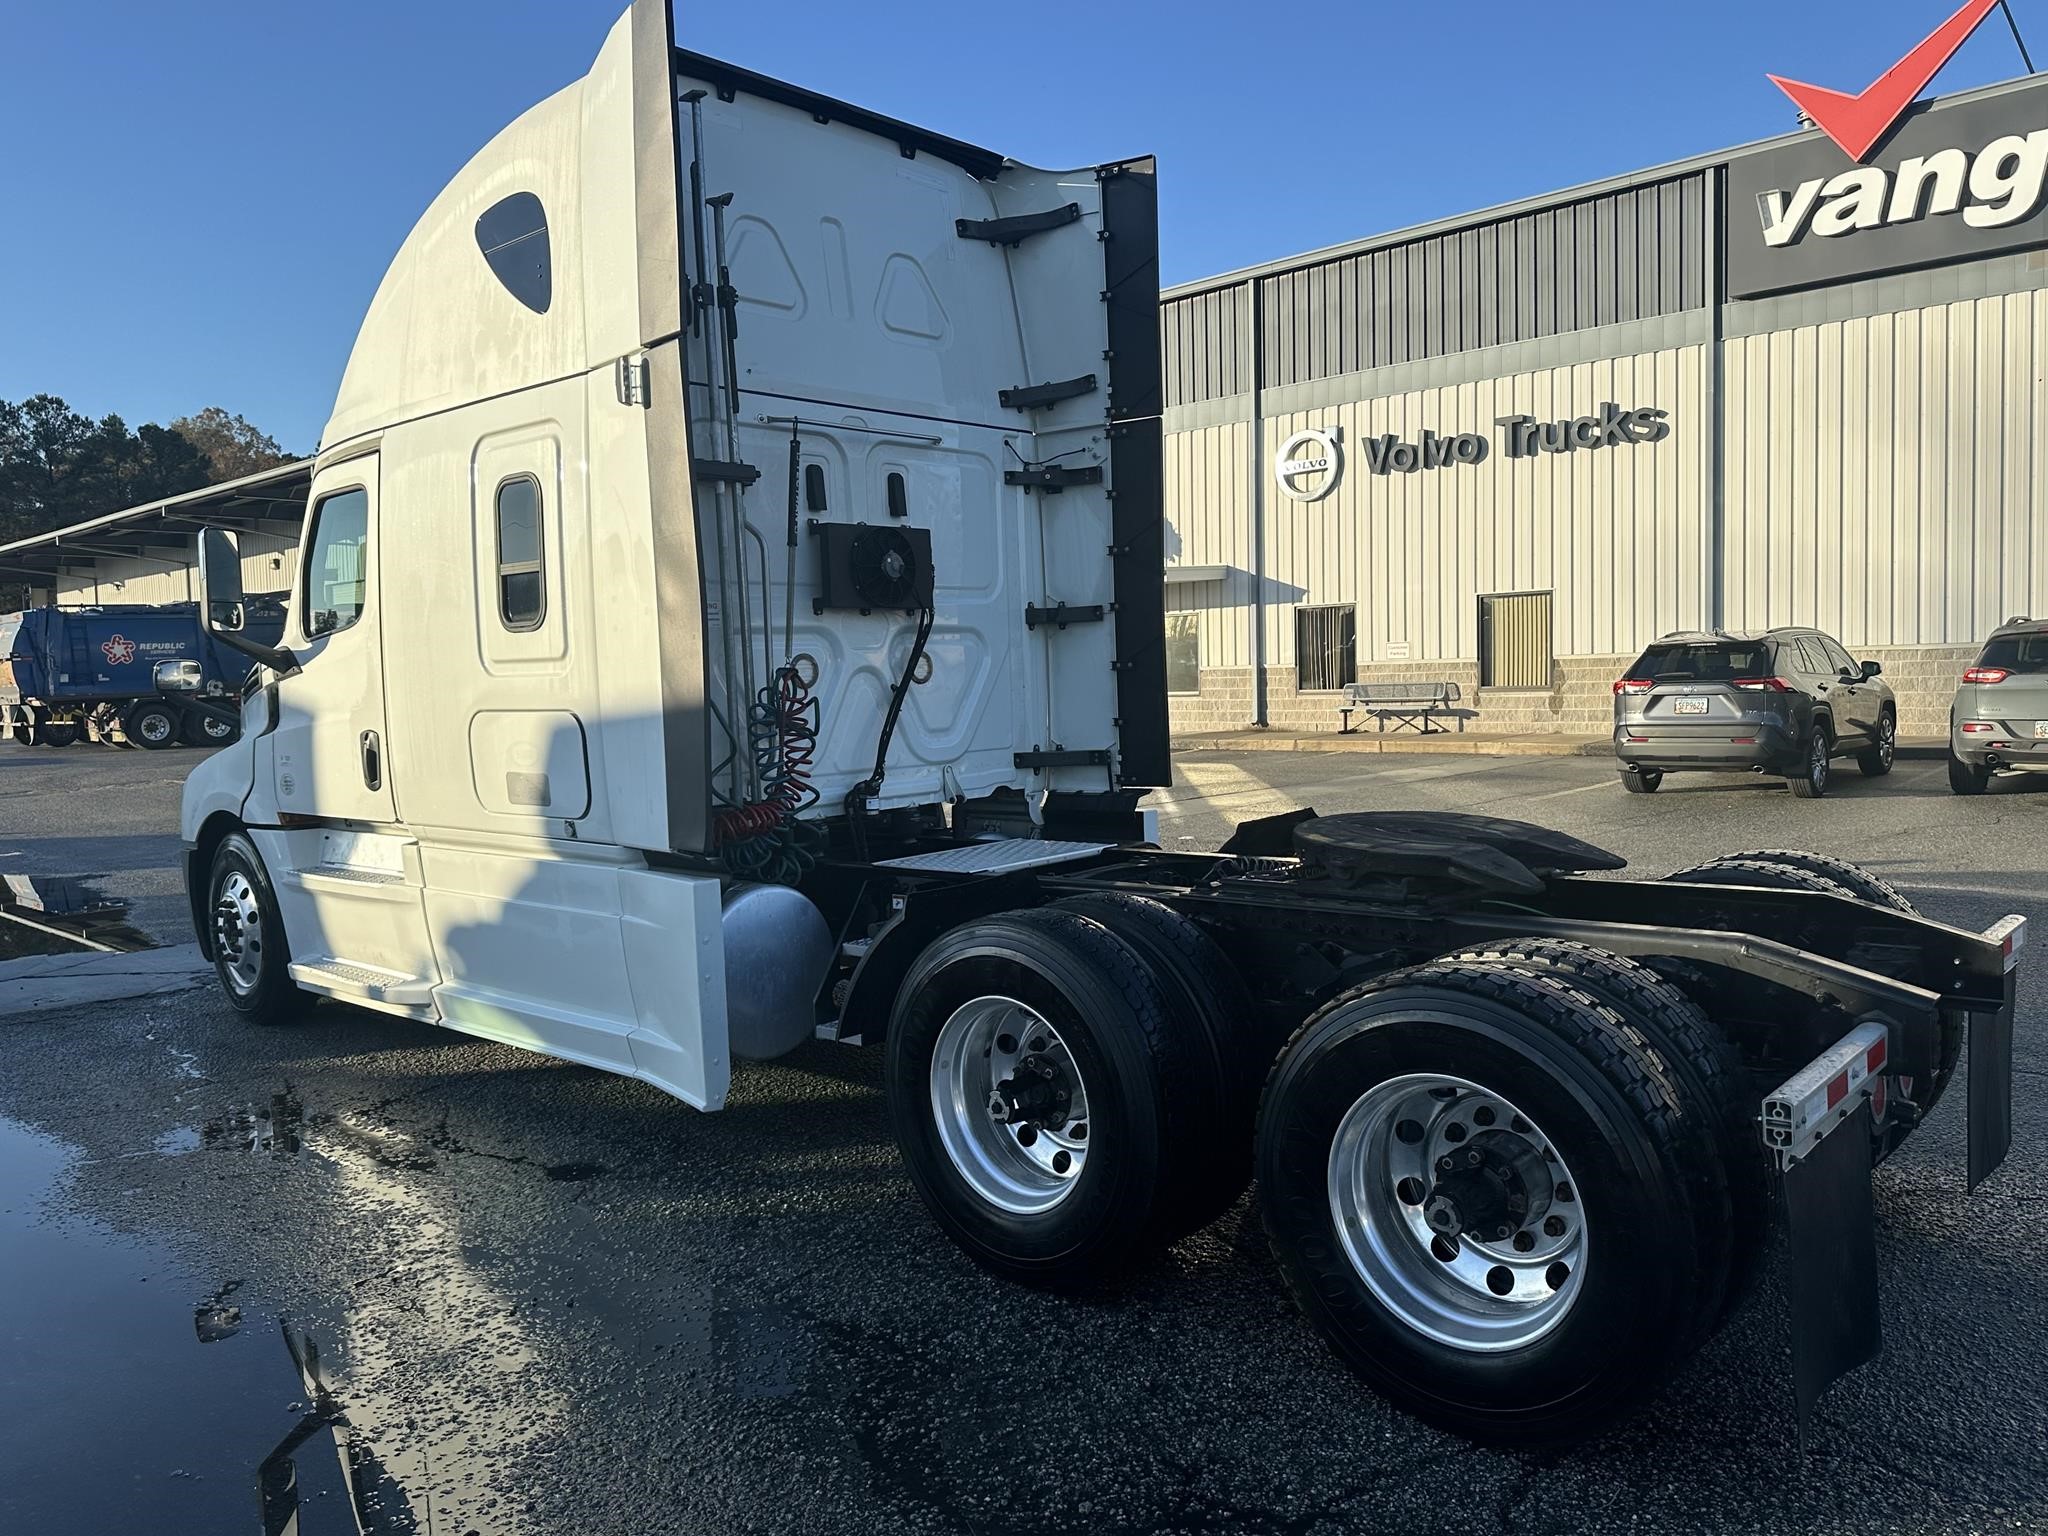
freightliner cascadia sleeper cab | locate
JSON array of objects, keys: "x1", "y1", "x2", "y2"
[{"x1": 179, "y1": 0, "x2": 2023, "y2": 1445}]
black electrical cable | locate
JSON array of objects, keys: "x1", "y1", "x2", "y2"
[{"x1": 844, "y1": 605, "x2": 936, "y2": 860}]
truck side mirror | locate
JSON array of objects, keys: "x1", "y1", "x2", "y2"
[
  {"x1": 154, "y1": 659, "x2": 204, "y2": 693},
  {"x1": 195, "y1": 526, "x2": 297, "y2": 674},
  {"x1": 197, "y1": 528, "x2": 246, "y2": 633},
  {"x1": 1860, "y1": 659, "x2": 1882, "y2": 679}
]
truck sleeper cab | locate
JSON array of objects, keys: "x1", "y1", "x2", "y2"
[{"x1": 180, "y1": 0, "x2": 2021, "y2": 1448}]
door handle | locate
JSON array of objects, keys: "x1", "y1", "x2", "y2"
[{"x1": 360, "y1": 729, "x2": 383, "y2": 792}]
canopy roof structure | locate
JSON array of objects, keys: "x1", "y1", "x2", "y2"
[{"x1": 0, "y1": 460, "x2": 311, "y2": 594}]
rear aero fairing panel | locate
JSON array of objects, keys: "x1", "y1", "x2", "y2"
[{"x1": 669, "y1": 49, "x2": 1164, "y2": 830}]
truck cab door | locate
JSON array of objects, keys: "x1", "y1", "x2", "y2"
[{"x1": 272, "y1": 454, "x2": 395, "y2": 823}]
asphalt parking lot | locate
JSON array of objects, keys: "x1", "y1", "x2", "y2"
[{"x1": 2, "y1": 742, "x2": 2045, "y2": 1534}]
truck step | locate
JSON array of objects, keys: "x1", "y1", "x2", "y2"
[
  {"x1": 288, "y1": 958, "x2": 436, "y2": 1010},
  {"x1": 875, "y1": 838, "x2": 1110, "y2": 875}
]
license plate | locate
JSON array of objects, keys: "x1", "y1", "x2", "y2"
[
  {"x1": 2035, "y1": 721, "x2": 2048, "y2": 739},
  {"x1": 1674, "y1": 698, "x2": 1709, "y2": 715}
]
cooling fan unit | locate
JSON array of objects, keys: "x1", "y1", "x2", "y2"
[{"x1": 812, "y1": 522, "x2": 934, "y2": 614}]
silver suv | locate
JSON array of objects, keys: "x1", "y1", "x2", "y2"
[
  {"x1": 1613, "y1": 628, "x2": 1897, "y2": 798},
  {"x1": 1948, "y1": 616, "x2": 2048, "y2": 795}
]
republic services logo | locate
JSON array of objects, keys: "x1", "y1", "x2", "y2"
[{"x1": 101, "y1": 634, "x2": 136, "y2": 666}]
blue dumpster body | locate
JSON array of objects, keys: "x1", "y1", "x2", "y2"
[{"x1": 0, "y1": 599, "x2": 287, "y2": 744}]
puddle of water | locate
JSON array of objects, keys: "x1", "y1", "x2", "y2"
[
  {"x1": 153, "y1": 1125, "x2": 202, "y2": 1157},
  {"x1": 0, "y1": 1115, "x2": 324, "y2": 1532},
  {"x1": 0, "y1": 873, "x2": 154, "y2": 952}
]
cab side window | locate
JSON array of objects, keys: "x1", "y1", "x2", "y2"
[
  {"x1": 494, "y1": 476, "x2": 545, "y2": 630},
  {"x1": 302, "y1": 487, "x2": 369, "y2": 636}
]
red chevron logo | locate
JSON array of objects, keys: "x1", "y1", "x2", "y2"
[{"x1": 1769, "y1": 0, "x2": 2002, "y2": 163}]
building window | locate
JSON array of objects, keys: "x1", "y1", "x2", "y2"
[
  {"x1": 1478, "y1": 590, "x2": 1554, "y2": 689},
  {"x1": 1295, "y1": 604, "x2": 1357, "y2": 692},
  {"x1": 302, "y1": 486, "x2": 369, "y2": 637},
  {"x1": 1166, "y1": 611, "x2": 1200, "y2": 694},
  {"x1": 494, "y1": 475, "x2": 545, "y2": 630}
]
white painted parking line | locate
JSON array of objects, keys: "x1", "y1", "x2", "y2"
[{"x1": 1524, "y1": 778, "x2": 1620, "y2": 802}]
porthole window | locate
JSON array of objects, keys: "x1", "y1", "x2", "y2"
[
  {"x1": 476, "y1": 192, "x2": 551, "y2": 314},
  {"x1": 494, "y1": 476, "x2": 545, "y2": 630}
]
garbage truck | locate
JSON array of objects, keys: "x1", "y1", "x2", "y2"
[
  {"x1": 1, "y1": 597, "x2": 285, "y2": 747},
  {"x1": 176, "y1": 0, "x2": 2023, "y2": 1445}
]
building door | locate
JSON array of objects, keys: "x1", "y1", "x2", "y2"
[
  {"x1": 1478, "y1": 591, "x2": 1555, "y2": 690},
  {"x1": 271, "y1": 454, "x2": 395, "y2": 823}
]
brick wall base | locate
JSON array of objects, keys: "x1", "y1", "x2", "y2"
[{"x1": 1168, "y1": 646, "x2": 1977, "y2": 739}]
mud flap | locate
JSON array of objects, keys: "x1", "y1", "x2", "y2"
[
  {"x1": 1968, "y1": 975, "x2": 2015, "y2": 1192},
  {"x1": 1781, "y1": 1097, "x2": 1881, "y2": 1438}
]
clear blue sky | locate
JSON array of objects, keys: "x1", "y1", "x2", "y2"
[{"x1": 1, "y1": 0, "x2": 2038, "y2": 455}]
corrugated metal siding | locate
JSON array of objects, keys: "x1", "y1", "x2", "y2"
[
  {"x1": 1721, "y1": 289, "x2": 2048, "y2": 647},
  {"x1": 1258, "y1": 345, "x2": 1708, "y2": 665},
  {"x1": 1163, "y1": 420, "x2": 1254, "y2": 668},
  {"x1": 1480, "y1": 592, "x2": 1555, "y2": 688},
  {"x1": 1256, "y1": 175, "x2": 1707, "y2": 392},
  {"x1": 1161, "y1": 285, "x2": 1248, "y2": 408}
]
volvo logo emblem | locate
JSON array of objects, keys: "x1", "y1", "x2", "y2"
[{"x1": 1275, "y1": 426, "x2": 1342, "y2": 502}]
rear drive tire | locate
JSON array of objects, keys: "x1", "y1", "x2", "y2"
[
  {"x1": 207, "y1": 832, "x2": 299, "y2": 1024},
  {"x1": 885, "y1": 907, "x2": 1211, "y2": 1289},
  {"x1": 1662, "y1": 856, "x2": 1854, "y2": 899},
  {"x1": 1620, "y1": 768, "x2": 1663, "y2": 794},
  {"x1": 1258, "y1": 960, "x2": 1716, "y2": 1446},
  {"x1": 1787, "y1": 725, "x2": 1831, "y2": 798},
  {"x1": 1856, "y1": 712, "x2": 1896, "y2": 776},
  {"x1": 1948, "y1": 752, "x2": 1992, "y2": 796},
  {"x1": 182, "y1": 707, "x2": 239, "y2": 747},
  {"x1": 1050, "y1": 892, "x2": 1259, "y2": 1236},
  {"x1": 1434, "y1": 938, "x2": 1764, "y2": 1324},
  {"x1": 1691, "y1": 849, "x2": 1914, "y2": 914},
  {"x1": 123, "y1": 700, "x2": 181, "y2": 750}
]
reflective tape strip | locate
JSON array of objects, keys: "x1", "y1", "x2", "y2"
[
  {"x1": 1761, "y1": 1020, "x2": 1889, "y2": 1170},
  {"x1": 1985, "y1": 913, "x2": 2027, "y2": 973}
]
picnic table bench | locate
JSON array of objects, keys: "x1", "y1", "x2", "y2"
[{"x1": 1338, "y1": 681, "x2": 1462, "y2": 735}]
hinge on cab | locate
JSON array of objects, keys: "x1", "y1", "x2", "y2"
[{"x1": 614, "y1": 355, "x2": 650, "y2": 408}]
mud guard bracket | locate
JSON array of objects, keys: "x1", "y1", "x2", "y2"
[{"x1": 956, "y1": 202, "x2": 1081, "y2": 246}]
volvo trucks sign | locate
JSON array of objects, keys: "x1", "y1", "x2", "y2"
[{"x1": 1730, "y1": 14, "x2": 2048, "y2": 297}]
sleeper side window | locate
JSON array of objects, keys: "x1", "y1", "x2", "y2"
[
  {"x1": 302, "y1": 487, "x2": 369, "y2": 637},
  {"x1": 495, "y1": 475, "x2": 545, "y2": 631}
]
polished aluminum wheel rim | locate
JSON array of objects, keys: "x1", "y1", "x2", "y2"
[
  {"x1": 213, "y1": 870, "x2": 264, "y2": 994},
  {"x1": 138, "y1": 712, "x2": 173, "y2": 743},
  {"x1": 930, "y1": 995, "x2": 1090, "y2": 1215},
  {"x1": 1328, "y1": 1073, "x2": 1586, "y2": 1352}
]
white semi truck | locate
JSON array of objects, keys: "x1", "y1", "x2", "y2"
[{"x1": 180, "y1": 0, "x2": 2023, "y2": 1445}]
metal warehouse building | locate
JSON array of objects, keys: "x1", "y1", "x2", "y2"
[{"x1": 1160, "y1": 73, "x2": 2048, "y2": 738}]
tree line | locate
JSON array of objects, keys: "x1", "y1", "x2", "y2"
[{"x1": 0, "y1": 395, "x2": 295, "y2": 544}]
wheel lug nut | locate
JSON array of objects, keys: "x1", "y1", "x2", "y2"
[
  {"x1": 1436, "y1": 1156, "x2": 1454, "y2": 1174},
  {"x1": 1544, "y1": 1215, "x2": 1566, "y2": 1238}
]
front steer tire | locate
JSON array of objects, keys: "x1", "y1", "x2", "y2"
[
  {"x1": 885, "y1": 908, "x2": 1214, "y2": 1290},
  {"x1": 1257, "y1": 961, "x2": 1719, "y2": 1447},
  {"x1": 206, "y1": 832, "x2": 299, "y2": 1024}
]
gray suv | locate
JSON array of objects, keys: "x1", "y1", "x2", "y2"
[
  {"x1": 1948, "y1": 616, "x2": 2048, "y2": 795},
  {"x1": 1614, "y1": 628, "x2": 1896, "y2": 798}
]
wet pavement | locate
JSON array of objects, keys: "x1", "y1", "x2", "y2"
[{"x1": 2, "y1": 751, "x2": 2046, "y2": 1533}]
